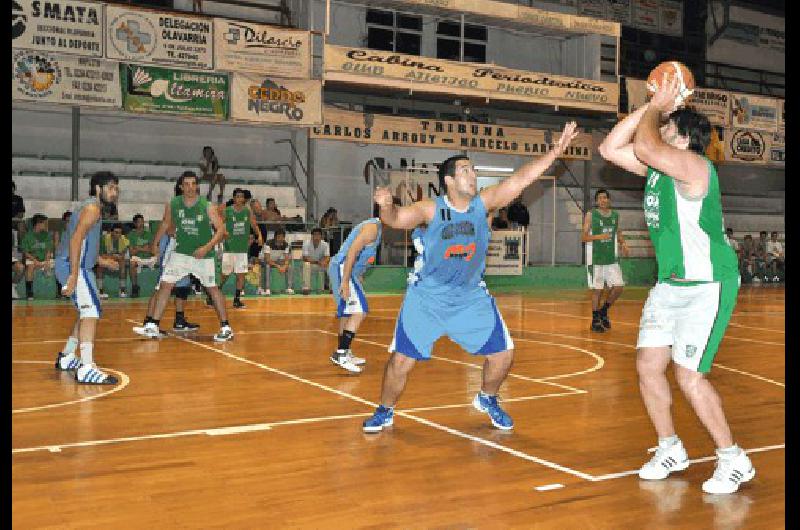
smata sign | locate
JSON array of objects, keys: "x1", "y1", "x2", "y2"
[{"x1": 12, "y1": 0, "x2": 104, "y2": 57}]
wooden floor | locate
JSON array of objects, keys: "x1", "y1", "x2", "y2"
[{"x1": 12, "y1": 285, "x2": 784, "y2": 528}]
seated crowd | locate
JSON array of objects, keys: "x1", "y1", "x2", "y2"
[{"x1": 726, "y1": 229, "x2": 784, "y2": 283}]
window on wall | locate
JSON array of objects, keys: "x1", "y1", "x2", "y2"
[
  {"x1": 366, "y1": 9, "x2": 422, "y2": 55},
  {"x1": 436, "y1": 20, "x2": 487, "y2": 63}
]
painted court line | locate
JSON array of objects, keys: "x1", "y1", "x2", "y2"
[
  {"x1": 12, "y1": 361, "x2": 130, "y2": 414},
  {"x1": 534, "y1": 484, "x2": 565, "y2": 491},
  {"x1": 591, "y1": 444, "x2": 786, "y2": 481},
  {"x1": 114, "y1": 320, "x2": 597, "y2": 481},
  {"x1": 315, "y1": 329, "x2": 591, "y2": 394},
  {"x1": 512, "y1": 329, "x2": 785, "y2": 389}
]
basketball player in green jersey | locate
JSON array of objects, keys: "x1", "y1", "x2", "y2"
[
  {"x1": 598, "y1": 73, "x2": 753, "y2": 494},
  {"x1": 139, "y1": 171, "x2": 234, "y2": 342},
  {"x1": 582, "y1": 189, "x2": 629, "y2": 332},
  {"x1": 220, "y1": 189, "x2": 263, "y2": 309}
]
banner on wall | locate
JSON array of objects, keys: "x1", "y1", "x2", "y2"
[
  {"x1": 12, "y1": 49, "x2": 121, "y2": 107},
  {"x1": 777, "y1": 99, "x2": 785, "y2": 133},
  {"x1": 769, "y1": 130, "x2": 785, "y2": 165},
  {"x1": 106, "y1": 4, "x2": 213, "y2": 70},
  {"x1": 624, "y1": 77, "x2": 648, "y2": 113},
  {"x1": 725, "y1": 128, "x2": 770, "y2": 164},
  {"x1": 632, "y1": 0, "x2": 659, "y2": 31},
  {"x1": 230, "y1": 73, "x2": 321, "y2": 125},
  {"x1": 121, "y1": 63, "x2": 228, "y2": 119},
  {"x1": 686, "y1": 88, "x2": 731, "y2": 127},
  {"x1": 310, "y1": 107, "x2": 594, "y2": 159},
  {"x1": 731, "y1": 94, "x2": 779, "y2": 131},
  {"x1": 486, "y1": 230, "x2": 525, "y2": 275},
  {"x1": 12, "y1": 0, "x2": 104, "y2": 57},
  {"x1": 214, "y1": 19, "x2": 311, "y2": 78},
  {"x1": 659, "y1": 0, "x2": 682, "y2": 36},
  {"x1": 324, "y1": 45, "x2": 618, "y2": 113}
]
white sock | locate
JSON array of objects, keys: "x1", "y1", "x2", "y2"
[
  {"x1": 79, "y1": 342, "x2": 94, "y2": 366},
  {"x1": 63, "y1": 336, "x2": 79, "y2": 356},
  {"x1": 658, "y1": 435, "x2": 679, "y2": 448},
  {"x1": 717, "y1": 444, "x2": 741, "y2": 457}
]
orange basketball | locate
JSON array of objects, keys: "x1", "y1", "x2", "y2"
[{"x1": 646, "y1": 61, "x2": 695, "y2": 106}]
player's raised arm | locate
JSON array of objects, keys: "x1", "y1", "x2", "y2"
[
  {"x1": 374, "y1": 186, "x2": 435, "y2": 230},
  {"x1": 597, "y1": 104, "x2": 649, "y2": 177},
  {"x1": 633, "y1": 72, "x2": 709, "y2": 187},
  {"x1": 480, "y1": 121, "x2": 578, "y2": 212}
]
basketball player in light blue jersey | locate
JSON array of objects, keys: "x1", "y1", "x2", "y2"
[
  {"x1": 54, "y1": 172, "x2": 121, "y2": 384},
  {"x1": 133, "y1": 179, "x2": 200, "y2": 337},
  {"x1": 363, "y1": 121, "x2": 579, "y2": 433},
  {"x1": 328, "y1": 217, "x2": 382, "y2": 373}
]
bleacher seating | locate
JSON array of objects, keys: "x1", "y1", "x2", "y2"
[{"x1": 13, "y1": 153, "x2": 306, "y2": 222}]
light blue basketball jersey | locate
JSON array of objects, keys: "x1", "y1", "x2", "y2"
[
  {"x1": 56, "y1": 197, "x2": 102, "y2": 269},
  {"x1": 411, "y1": 194, "x2": 490, "y2": 294},
  {"x1": 332, "y1": 218, "x2": 382, "y2": 277}
]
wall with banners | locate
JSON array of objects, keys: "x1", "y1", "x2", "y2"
[
  {"x1": 12, "y1": 49, "x2": 121, "y2": 107},
  {"x1": 325, "y1": 45, "x2": 618, "y2": 113},
  {"x1": 12, "y1": 0, "x2": 105, "y2": 57},
  {"x1": 230, "y1": 74, "x2": 321, "y2": 125},
  {"x1": 624, "y1": 78, "x2": 784, "y2": 167},
  {"x1": 706, "y1": 3, "x2": 784, "y2": 74},
  {"x1": 574, "y1": 0, "x2": 682, "y2": 37},
  {"x1": 121, "y1": 64, "x2": 229, "y2": 119}
]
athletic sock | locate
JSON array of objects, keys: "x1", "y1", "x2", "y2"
[
  {"x1": 479, "y1": 390, "x2": 496, "y2": 399},
  {"x1": 592, "y1": 310, "x2": 601, "y2": 320},
  {"x1": 338, "y1": 330, "x2": 355, "y2": 351},
  {"x1": 658, "y1": 434, "x2": 679, "y2": 448},
  {"x1": 26, "y1": 281, "x2": 33, "y2": 297},
  {"x1": 235, "y1": 289, "x2": 242, "y2": 301},
  {"x1": 152, "y1": 319, "x2": 160, "y2": 328},
  {"x1": 717, "y1": 444, "x2": 741, "y2": 457},
  {"x1": 221, "y1": 320, "x2": 230, "y2": 328},
  {"x1": 63, "y1": 336, "x2": 79, "y2": 356},
  {"x1": 601, "y1": 302, "x2": 610, "y2": 313},
  {"x1": 143, "y1": 315, "x2": 153, "y2": 325},
  {"x1": 79, "y1": 342, "x2": 94, "y2": 366},
  {"x1": 175, "y1": 311, "x2": 185, "y2": 323}
]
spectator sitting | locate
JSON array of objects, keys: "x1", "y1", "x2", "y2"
[
  {"x1": 320, "y1": 207, "x2": 340, "y2": 228},
  {"x1": 740, "y1": 234, "x2": 757, "y2": 282},
  {"x1": 12, "y1": 181, "x2": 25, "y2": 222},
  {"x1": 507, "y1": 198, "x2": 530, "y2": 227},
  {"x1": 302, "y1": 228, "x2": 330, "y2": 294},
  {"x1": 200, "y1": 145, "x2": 226, "y2": 203},
  {"x1": 753, "y1": 231, "x2": 769, "y2": 283},
  {"x1": 492, "y1": 207, "x2": 511, "y2": 230},
  {"x1": 12, "y1": 227, "x2": 24, "y2": 300},
  {"x1": 766, "y1": 231, "x2": 784, "y2": 282},
  {"x1": 726, "y1": 228, "x2": 743, "y2": 273},
  {"x1": 261, "y1": 198, "x2": 282, "y2": 221},
  {"x1": 260, "y1": 228, "x2": 294, "y2": 296},
  {"x1": 21, "y1": 214, "x2": 54, "y2": 300},
  {"x1": 128, "y1": 214, "x2": 156, "y2": 298},
  {"x1": 97, "y1": 223, "x2": 130, "y2": 298},
  {"x1": 54, "y1": 211, "x2": 72, "y2": 298}
]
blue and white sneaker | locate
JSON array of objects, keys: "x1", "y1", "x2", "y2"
[
  {"x1": 55, "y1": 352, "x2": 82, "y2": 371},
  {"x1": 473, "y1": 392, "x2": 514, "y2": 430},
  {"x1": 75, "y1": 364, "x2": 118, "y2": 385},
  {"x1": 362, "y1": 405, "x2": 394, "y2": 433}
]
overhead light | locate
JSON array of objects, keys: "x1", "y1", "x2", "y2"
[{"x1": 474, "y1": 165, "x2": 515, "y2": 173}]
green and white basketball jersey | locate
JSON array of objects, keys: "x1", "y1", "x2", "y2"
[
  {"x1": 171, "y1": 196, "x2": 215, "y2": 258},
  {"x1": 224, "y1": 205, "x2": 250, "y2": 253},
  {"x1": 586, "y1": 209, "x2": 619, "y2": 266},
  {"x1": 643, "y1": 158, "x2": 738, "y2": 281}
]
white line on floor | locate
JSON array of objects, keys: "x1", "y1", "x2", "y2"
[
  {"x1": 591, "y1": 444, "x2": 786, "y2": 481},
  {"x1": 534, "y1": 484, "x2": 565, "y2": 491}
]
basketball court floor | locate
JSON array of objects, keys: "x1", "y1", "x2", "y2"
[{"x1": 12, "y1": 286, "x2": 784, "y2": 527}]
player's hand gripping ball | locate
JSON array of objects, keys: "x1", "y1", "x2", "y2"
[{"x1": 646, "y1": 61, "x2": 695, "y2": 107}]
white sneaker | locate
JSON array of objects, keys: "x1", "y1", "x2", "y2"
[
  {"x1": 773, "y1": 276, "x2": 780, "y2": 282},
  {"x1": 119, "y1": 291, "x2": 127, "y2": 298},
  {"x1": 702, "y1": 448, "x2": 755, "y2": 494},
  {"x1": 76, "y1": 363, "x2": 118, "y2": 385},
  {"x1": 99, "y1": 291, "x2": 110, "y2": 299},
  {"x1": 638, "y1": 439, "x2": 690, "y2": 480},
  {"x1": 213, "y1": 325, "x2": 234, "y2": 342},
  {"x1": 330, "y1": 351, "x2": 362, "y2": 373},
  {"x1": 345, "y1": 349, "x2": 366, "y2": 366},
  {"x1": 285, "y1": 288, "x2": 295, "y2": 295},
  {"x1": 257, "y1": 288, "x2": 269, "y2": 296},
  {"x1": 133, "y1": 322, "x2": 163, "y2": 339},
  {"x1": 752, "y1": 276, "x2": 761, "y2": 283},
  {"x1": 12, "y1": 285, "x2": 20, "y2": 300}
]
